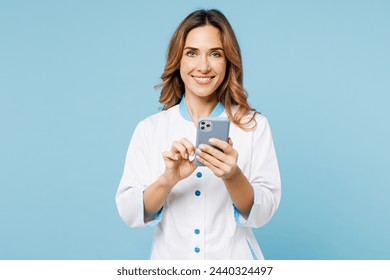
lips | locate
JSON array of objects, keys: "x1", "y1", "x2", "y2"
[{"x1": 192, "y1": 75, "x2": 214, "y2": 84}]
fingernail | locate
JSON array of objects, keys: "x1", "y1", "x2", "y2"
[
  {"x1": 209, "y1": 138, "x2": 216, "y2": 143},
  {"x1": 199, "y1": 144, "x2": 205, "y2": 149},
  {"x1": 185, "y1": 154, "x2": 188, "y2": 159}
]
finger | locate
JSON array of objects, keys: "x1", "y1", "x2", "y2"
[
  {"x1": 196, "y1": 150, "x2": 237, "y2": 178},
  {"x1": 171, "y1": 141, "x2": 188, "y2": 159},
  {"x1": 162, "y1": 150, "x2": 179, "y2": 161},
  {"x1": 196, "y1": 146, "x2": 230, "y2": 169},
  {"x1": 196, "y1": 154, "x2": 226, "y2": 178},
  {"x1": 179, "y1": 137, "x2": 196, "y2": 156},
  {"x1": 198, "y1": 142, "x2": 238, "y2": 171},
  {"x1": 198, "y1": 144, "x2": 226, "y2": 162},
  {"x1": 228, "y1": 137, "x2": 233, "y2": 147},
  {"x1": 209, "y1": 138, "x2": 233, "y2": 154}
]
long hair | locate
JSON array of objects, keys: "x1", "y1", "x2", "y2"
[{"x1": 156, "y1": 9, "x2": 257, "y2": 130}]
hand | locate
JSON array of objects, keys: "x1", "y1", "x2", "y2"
[
  {"x1": 196, "y1": 137, "x2": 239, "y2": 179},
  {"x1": 160, "y1": 138, "x2": 197, "y2": 187}
]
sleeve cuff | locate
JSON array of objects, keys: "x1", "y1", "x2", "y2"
[
  {"x1": 145, "y1": 207, "x2": 163, "y2": 227},
  {"x1": 233, "y1": 204, "x2": 248, "y2": 226}
]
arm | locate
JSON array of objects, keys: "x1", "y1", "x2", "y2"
[
  {"x1": 196, "y1": 137, "x2": 254, "y2": 219},
  {"x1": 116, "y1": 124, "x2": 197, "y2": 226},
  {"x1": 196, "y1": 116, "x2": 281, "y2": 227},
  {"x1": 116, "y1": 121, "x2": 153, "y2": 228},
  {"x1": 143, "y1": 138, "x2": 197, "y2": 222},
  {"x1": 142, "y1": 176, "x2": 173, "y2": 222},
  {"x1": 222, "y1": 167, "x2": 254, "y2": 220}
]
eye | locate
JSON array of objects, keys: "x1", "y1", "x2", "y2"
[
  {"x1": 210, "y1": 52, "x2": 222, "y2": 58},
  {"x1": 186, "y1": 50, "x2": 197, "y2": 57}
]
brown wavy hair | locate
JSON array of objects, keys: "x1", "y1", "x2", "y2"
[{"x1": 156, "y1": 9, "x2": 257, "y2": 130}]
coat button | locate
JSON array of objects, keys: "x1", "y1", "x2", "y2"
[
  {"x1": 194, "y1": 247, "x2": 200, "y2": 253},
  {"x1": 196, "y1": 172, "x2": 202, "y2": 178},
  {"x1": 195, "y1": 190, "x2": 201, "y2": 196}
]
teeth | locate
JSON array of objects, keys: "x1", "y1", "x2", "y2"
[{"x1": 194, "y1": 77, "x2": 211, "y2": 81}]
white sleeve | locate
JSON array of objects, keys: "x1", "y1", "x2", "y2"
[
  {"x1": 234, "y1": 116, "x2": 282, "y2": 228},
  {"x1": 115, "y1": 121, "x2": 161, "y2": 228}
]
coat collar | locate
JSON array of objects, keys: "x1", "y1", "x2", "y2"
[{"x1": 179, "y1": 95, "x2": 225, "y2": 122}]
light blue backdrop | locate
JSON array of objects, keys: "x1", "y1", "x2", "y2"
[{"x1": 1, "y1": 0, "x2": 389, "y2": 259}]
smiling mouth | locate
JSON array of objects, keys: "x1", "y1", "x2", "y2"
[{"x1": 192, "y1": 76, "x2": 214, "y2": 83}]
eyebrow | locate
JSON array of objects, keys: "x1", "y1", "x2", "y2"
[{"x1": 184, "y1": 47, "x2": 224, "y2": 52}]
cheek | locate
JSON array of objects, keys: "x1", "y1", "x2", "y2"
[
  {"x1": 179, "y1": 59, "x2": 188, "y2": 81},
  {"x1": 180, "y1": 58, "x2": 197, "y2": 73},
  {"x1": 215, "y1": 62, "x2": 227, "y2": 80},
  {"x1": 179, "y1": 67, "x2": 185, "y2": 81}
]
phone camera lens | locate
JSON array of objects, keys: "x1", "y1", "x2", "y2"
[
  {"x1": 206, "y1": 124, "x2": 210, "y2": 127},
  {"x1": 201, "y1": 126, "x2": 204, "y2": 130},
  {"x1": 201, "y1": 121, "x2": 205, "y2": 125}
]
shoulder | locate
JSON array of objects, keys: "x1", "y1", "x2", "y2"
[
  {"x1": 250, "y1": 112, "x2": 272, "y2": 136},
  {"x1": 253, "y1": 112, "x2": 269, "y2": 127},
  {"x1": 129, "y1": 105, "x2": 179, "y2": 143}
]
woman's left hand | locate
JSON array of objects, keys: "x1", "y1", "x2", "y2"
[{"x1": 196, "y1": 137, "x2": 239, "y2": 179}]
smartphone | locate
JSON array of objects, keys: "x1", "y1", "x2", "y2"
[{"x1": 195, "y1": 117, "x2": 230, "y2": 166}]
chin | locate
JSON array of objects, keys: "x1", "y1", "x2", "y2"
[{"x1": 193, "y1": 91, "x2": 216, "y2": 98}]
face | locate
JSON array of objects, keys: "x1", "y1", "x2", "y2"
[{"x1": 180, "y1": 25, "x2": 227, "y2": 100}]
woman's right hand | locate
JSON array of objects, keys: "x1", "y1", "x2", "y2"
[
  {"x1": 160, "y1": 138, "x2": 196, "y2": 187},
  {"x1": 143, "y1": 138, "x2": 196, "y2": 222}
]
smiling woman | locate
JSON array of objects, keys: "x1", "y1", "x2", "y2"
[
  {"x1": 116, "y1": 9, "x2": 281, "y2": 260},
  {"x1": 157, "y1": 9, "x2": 255, "y2": 130},
  {"x1": 179, "y1": 25, "x2": 227, "y2": 122}
]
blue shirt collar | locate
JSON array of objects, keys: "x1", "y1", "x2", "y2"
[{"x1": 179, "y1": 95, "x2": 225, "y2": 122}]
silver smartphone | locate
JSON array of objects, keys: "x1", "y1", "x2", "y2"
[{"x1": 195, "y1": 117, "x2": 230, "y2": 166}]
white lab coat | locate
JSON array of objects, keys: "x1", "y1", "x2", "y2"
[{"x1": 116, "y1": 97, "x2": 281, "y2": 259}]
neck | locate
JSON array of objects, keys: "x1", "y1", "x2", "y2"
[{"x1": 185, "y1": 94, "x2": 218, "y2": 126}]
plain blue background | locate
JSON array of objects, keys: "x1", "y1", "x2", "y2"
[{"x1": 1, "y1": 0, "x2": 389, "y2": 259}]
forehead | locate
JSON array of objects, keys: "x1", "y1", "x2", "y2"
[{"x1": 184, "y1": 25, "x2": 223, "y2": 48}]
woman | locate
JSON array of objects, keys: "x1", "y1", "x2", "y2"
[{"x1": 116, "y1": 9, "x2": 281, "y2": 260}]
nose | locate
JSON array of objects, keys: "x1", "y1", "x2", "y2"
[{"x1": 197, "y1": 55, "x2": 210, "y2": 73}]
